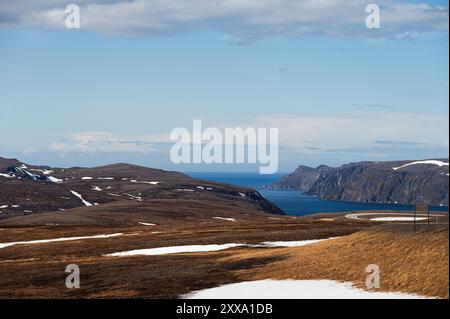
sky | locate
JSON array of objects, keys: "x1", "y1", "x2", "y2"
[{"x1": 0, "y1": 0, "x2": 448, "y2": 173}]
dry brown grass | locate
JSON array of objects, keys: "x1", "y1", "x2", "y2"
[
  {"x1": 224, "y1": 224, "x2": 449, "y2": 298},
  {"x1": 0, "y1": 216, "x2": 447, "y2": 298}
]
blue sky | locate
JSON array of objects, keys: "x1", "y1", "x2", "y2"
[{"x1": 0, "y1": 0, "x2": 448, "y2": 173}]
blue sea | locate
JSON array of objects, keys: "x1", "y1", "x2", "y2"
[{"x1": 187, "y1": 172, "x2": 449, "y2": 216}]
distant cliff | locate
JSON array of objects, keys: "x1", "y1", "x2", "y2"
[
  {"x1": 265, "y1": 165, "x2": 332, "y2": 191},
  {"x1": 266, "y1": 159, "x2": 449, "y2": 206}
]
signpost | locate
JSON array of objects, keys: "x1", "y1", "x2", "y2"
[{"x1": 414, "y1": 203, "x2": 429, "y2": 232}]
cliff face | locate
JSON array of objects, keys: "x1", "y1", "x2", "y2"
[
  {"x1": 268, "y1": 159, "x2": 449, "y2": 206},
  {"x1": 265, "y1": 165, "x2": 332, "y2": 191}
]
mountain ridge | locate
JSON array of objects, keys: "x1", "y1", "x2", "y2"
[{"x1": 0, "y1": 157, "x2": 284, "y2": 220}]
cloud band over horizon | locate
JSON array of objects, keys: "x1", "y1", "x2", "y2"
[{"x1": 0, "y1": 0, "x2": 448, "y2": 41}]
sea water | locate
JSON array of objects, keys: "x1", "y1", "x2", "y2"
[{"x1": 187, "y1": 172, "x2": 449, "y2": 216}]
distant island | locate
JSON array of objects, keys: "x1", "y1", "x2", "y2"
[{"x1": 265, "y1": 159, "x2": 449, "y2": 206}]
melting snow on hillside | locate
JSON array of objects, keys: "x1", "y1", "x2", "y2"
[
  {"x1": 213, "y1": 217, "x2": 236, "y2": 222},
  {"x1": 124, "y1": 193, "x2": 142, "y2": 201},
  {"x1": 106, "y1": 237, "x2": 338, "y2": 257},
  {"x1": 254, "y1": 238, "x2": 336, "y2": 248},
  {"x1": 393, "y1": 160, "x2": 449, "y2": 171},
  {"x1": 0, "y1": 233, "x2": 123, "y2": 249},
  {"x1": 15, "y1": 166, "x2": 41, "y2": 180},
  {"x1": 70, "y1": 190, "x2": 93, "y2": 206},
  {"x1": 2, "y1": 166, "x2": 63, "y2": 184},
  {"x1": 106, "y1": 243, "x2": 245, "y2": 257},
  {"x1": 130, "y1": 180, "x2": 160, "y2": 185},
  {"x1": 183, "y1": 279, "x2": 433, "y2": 299},
  {"x1": 47, "y1": 176, "x2": 63, "y2": 184},
  {"x1": 29, "y1": 168, "x2": 53, "y2": 175}
]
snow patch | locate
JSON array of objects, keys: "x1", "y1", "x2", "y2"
[
  {"x1": 15, "y1": 167, "x2": 40, "y2": 180},
  {"x1": 107, "y1": 237, "x2": 336, "y2": 258},
  {"x1": 124, "y1": 193, "x2": 142, "y2": 201},
  {"x1": 47, "y1": 176, "x2": 63, "y2": 184},
  {"x1": 29, "y1": 168, "x2": 53, "y2": 175},
  {"x1": 0, "y1": 233, "x2": 123, "y2": 249},
  {"x1": 254, "y1": 238, "x2": 335, "y2": 248},
  {"x1": 183, "y1": 279, "x2": 433, "y2": 299},
  {"x1": 81, "y1": 177, "x2": 93, "y2": 180},
  {"x1": 107, "y1": 193, "x2": 121, "y2": 197},
  {"x1": 393, "y1": 160, "x2": 449, "y2": 170},
  {"x1": 70, "y1": 190, "x2": 93, "y2": 206},
  {"x1": 131, "y1": 180, "x2": 160, "y2": 185},
  {"x1": 106, "y1": 243, "x2": 244, "y2": 257},
  {"x1": 138, "y1": 222, "x2": 156, "y2": 226},
  {"x1": 213, "y1": 217, "x2": 236, "y2": 222}
]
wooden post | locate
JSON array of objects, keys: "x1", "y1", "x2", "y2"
[
  {"x1": 414, "y1": 203, "x2": 428, "y2": 232},
  {"x1": 414, "y1": 206, "x2": 416, "y2": 232}
]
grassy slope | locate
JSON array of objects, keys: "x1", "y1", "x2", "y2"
[
  {"x1": 231, "y1": 224, "x2": 449, "y2": 298},
  {"x1": 0, "y1": 215, "x2": 447, "y2": 298}
]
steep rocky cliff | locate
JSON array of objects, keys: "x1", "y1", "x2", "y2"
[
  {"x1": 267, "y1": 159, "x2": 449, "y2": 206},
  {"x1": 265, "y1": 165, "x2": 332, "y2": 191}
]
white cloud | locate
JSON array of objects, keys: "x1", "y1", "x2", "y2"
[
  {"x1": 1, "y1": 0, "x2": 447, "y2": 40},
  {"x1": 28, "y1": 112, "x2": 450, "y2": 167},
  {"x1": 23, "y1": 147, "x2": 37, "y2": 155},
  {"x1": 245, "y1": 111, "x2": 449, "y2": 154},
  {"x1": 50, "y1": 131, "x2": 168, "y2": 154}
]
